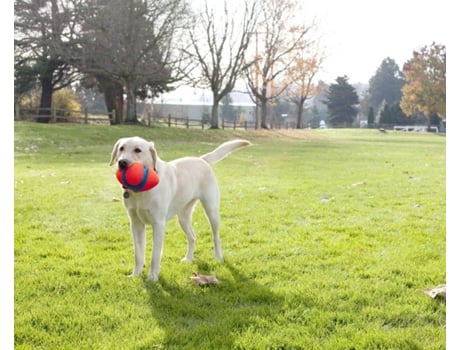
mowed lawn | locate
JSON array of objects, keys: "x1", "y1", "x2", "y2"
[{"x1": 14, "y1": 122, "x2": 445, "y2": 349}]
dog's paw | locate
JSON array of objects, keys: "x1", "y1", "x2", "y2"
[{"x1": 147, "y1": 274, "x2": 159, "y2": 282}]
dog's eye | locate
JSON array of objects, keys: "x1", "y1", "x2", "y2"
[
  {"x1": 119, "y1": 146, "x2": 124, "y2": 151},
  {"x1": 134, "y1": 148, "x2": 142, "y2": 153}
]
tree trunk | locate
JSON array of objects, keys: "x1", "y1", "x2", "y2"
[
  {"x1": 103, "y1": 86, "x2": 124, "y2": 125},
  {"x1": 115, "y1": 90, "x2": 124, "y2": 124},
  {"x1": 260, "y1": 99, "x2": 268, "y2": 129},
  {"x1": 97, "y1": 76, "x2": 124, "y2": 125},
  {"x1": 125, "y1": 79, "x2": 137, "y2": 124},
  {"x1": 259, "y1": 84, "x2": 269, "y2": 129},
  {"x1": 210, "y1": 97, "x2": 219, "y2": 129},
  {"x1": 296, "y1": 98, "x2": 306, "y2": 129},
  {"x1": 37, "y1": 75, "x2": 53, "y2": 123}
]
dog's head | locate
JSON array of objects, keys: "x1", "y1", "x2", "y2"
[{"x1": 109, "y1": 136, "x2": 158, "y2": 170}]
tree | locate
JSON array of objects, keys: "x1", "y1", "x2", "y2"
[
  {"x1": 285, "y1": 47, "x2": 324, "y2": 129},
  {"x1": 324, "y1": 76, "x2": 359, "y2": 127},
  {"x1": 400, "y1": 42, "x2": 446, "y2": 125},
  {"x1": 367, "y1": 106, "x2": 375, "y2": 126},
  {"x1": 379, "y1": 102, "x2": 411, "y2": 126},
  {"x1": 79, "y1": 0, "x2": 192, "y2": 123},
  {"x1": 246, "y1": 0, "x2": 316, "y2": 129},
  {"x1": 14, "y1": 0, "x2": 81, "y2": 122},
  {"x1": 367, "y1": 57, "x2": 406, "y2": 111},
  {"x1": 187, "y1": 0, "x2": 257, "y2": 129},
  {"x1": 79, "y1": 74, "x2": 124, "y2": 124}
]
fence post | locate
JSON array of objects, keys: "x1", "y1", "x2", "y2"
[
  {"x1": 15, "y1": 105, "x2": 20, "y2": 121},
  {"x1": 168, "y1": 114, "x2": 171, "y2": 127},
  {"x1": 201, "y1": 118, "x2": 204, "y2": 130},
  {"x1": 84, "y1": 108, "x2": 88, "y2": 124},
  {"x1": 244, "y1": 121, "x2": 247, "y2": 130},
  {"x1": 51, "y1": 107, "x2": 57, "y2": 123},
  {"x1": 186, "y1": 116, "x2": 189, "y2": 128}
]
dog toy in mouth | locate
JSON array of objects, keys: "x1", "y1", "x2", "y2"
[{"x1": 115, "y1": 162, "x2": 159, "y2": 192}]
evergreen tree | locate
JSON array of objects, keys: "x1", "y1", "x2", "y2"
[
  {"x1": 368, "y1": 58, "x2": 405, "y2": 111},
  {"x1": 323, "y1": 76, "x2": 359, "y2": 127},
  {"x1": 379, "y1": 102, "x2": 411, "y2": 125},
  {"x1": 367, "y1": 106, "x2": 375, "y2": 127}
]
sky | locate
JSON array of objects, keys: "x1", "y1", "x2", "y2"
[
  {"x1": 304, "y1": 0, "x2": 448, "y2": 84},
  {"x1": 160, "y1": 0, "x2": 450, "y2": 103}
]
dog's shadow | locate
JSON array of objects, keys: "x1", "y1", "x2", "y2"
[{"x1": 143, "y1": 260, "x2": 284, "y2": 349}]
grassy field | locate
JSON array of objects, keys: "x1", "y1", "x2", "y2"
[{"x1": 14, "y1": 122, "x2": 446, "y2": 349}]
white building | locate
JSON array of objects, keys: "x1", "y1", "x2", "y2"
[{"x1": 141, "y1": 86, "x2": 256, "y2": 122}]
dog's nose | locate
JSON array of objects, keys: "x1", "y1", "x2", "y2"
[{"x1": 118, "y1": 159, "x2": 130, "y2": 169}]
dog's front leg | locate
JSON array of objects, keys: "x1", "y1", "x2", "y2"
[
  {"x1": 129, "y1": 214, "x2": 146, "y2": 277},
  {"x1": 147, "y1": 220, "x2": 166, "y2": 281}
]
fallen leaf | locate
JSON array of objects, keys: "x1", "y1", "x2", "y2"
[
  {"x1": 190, "y1": 272, "x2": 221, "y2": 286},
  {"x1": 422, "y1": 284, "x2": 446, "y2": 300}
]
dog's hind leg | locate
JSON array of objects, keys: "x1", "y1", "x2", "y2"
[
  {"x1": 178, "y1": 201, "x2": 197, "y2": 262},
  {"x1": 201, "y1": 196, "x2": 223, "y2": 263}
]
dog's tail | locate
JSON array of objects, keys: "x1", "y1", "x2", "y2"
[{"x1": 201, "y1": 139, "x2": 251, "y2": 164}]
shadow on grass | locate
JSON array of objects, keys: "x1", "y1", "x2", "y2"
[{"x1": 142, "y1": 260, "x2": 284, "y2": 349}]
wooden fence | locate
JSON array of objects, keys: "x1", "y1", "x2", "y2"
[
  {"x1": 143, "y1": 114, "x2": 298, "y2": 130},
  {"x1": 15, "y1": 106, "x2": 114, "y2": 125},
  {"x1": 15, "y1": 107, "x2": 299, "y2": 130},
  {"x1": 143, "y1": 114, "x2": 256, "y2": 130}
]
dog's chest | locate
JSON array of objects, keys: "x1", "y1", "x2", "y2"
[
  {"x1": 123, "y1": 194, "x2": 156, "y2": 224},
  {"x1": 133, "y1": 208, "x2": 155, "y2": 225}
]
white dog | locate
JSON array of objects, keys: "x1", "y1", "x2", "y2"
[{"x1": 110, "y1": 136, "x2": 251, "y2": 281}]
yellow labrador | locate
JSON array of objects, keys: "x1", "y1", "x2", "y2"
[{"x1": 109, "y1": 137, "x2": 251, "y2": 281}]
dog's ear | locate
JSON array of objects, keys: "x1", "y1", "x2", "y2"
[
  {"x1": 109, "y1": 140, "x2": 121, "y2": 166},
  {"x1": 149, "y1": 142, "x2": 158, "y2": 171}
]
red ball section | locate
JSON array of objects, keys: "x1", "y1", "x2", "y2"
[{"x1": 115, "y1": 162, "x2": 159, "y2": 192}]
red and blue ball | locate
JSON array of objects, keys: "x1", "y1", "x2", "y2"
[{"x1": 116, "y1": 162, "x2": 159, "y2": 192}]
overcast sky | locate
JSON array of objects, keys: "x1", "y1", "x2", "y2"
[
  {"x1": 305, "y1": 0, "x2": 448, "y2": 84},
  {"x1": 161, "y1": 0, "x2": 449, "y2": 102}
]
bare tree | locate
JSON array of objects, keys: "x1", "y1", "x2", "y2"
[
  {"x1": 79, "y1": 0, "x2": 193, "y2": 123},
  {"x1": 186, "y1": 0, "x2": 258, "y2": 129},
  {"x1": 285, "y1": 44, "x2": 325, "y2": 128},
  {"x1": 245, "y1": 0, "x2": 316, "y2": 129}
]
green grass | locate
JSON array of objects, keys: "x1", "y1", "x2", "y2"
[{"x1": 14, "y1": 122, "x2": 445, "y2": 349}]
